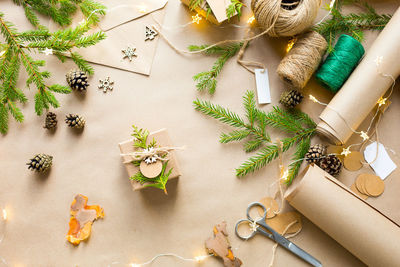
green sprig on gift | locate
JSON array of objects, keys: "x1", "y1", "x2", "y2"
[
  {"x1": 189, "y1": 42, "x2": 243, "y2": 94},
  {"x1": 0, "y1": 0, "x2": 106, "y2": 134},
  {"x1": 130, "y1": 162, "x2": 172, "y2": 195},
  {"x1": 194, "y1": 91, "x2": 316, "y2": 184},
  {"x1": 129, "y1": 125, "x2": 172, "y2": 194}
]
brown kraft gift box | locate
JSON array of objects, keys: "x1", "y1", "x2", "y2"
[{"x1": 119, "y1": 128, "x2": 182, "y2": 191}]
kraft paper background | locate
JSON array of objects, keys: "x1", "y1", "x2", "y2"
[{"x1": 0, "y1": 0, "x2": 399, "y2": 266}]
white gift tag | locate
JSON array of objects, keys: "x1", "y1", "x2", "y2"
[
  {"x1": 255, "y1": 69, "x2": 271, "y2": 104},
  {"x1": 364, "y1": 142, "x2": 397, "y2": 180}
]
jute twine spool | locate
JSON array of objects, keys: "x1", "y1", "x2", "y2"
[
  {"x1": 316, "y1": 34, "x2": 365, "y2": 93},
  {"x1": 277, "y1": 31, "x2": 327, "y2": 89},
  {"x1": 251, "y1": 0, "x2": 321, "y2": 37}
]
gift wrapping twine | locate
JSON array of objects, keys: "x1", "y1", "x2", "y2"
[
  {"x1": 251, "y1": 0, "x2": 320, "y2": 37},
  {"x1": 316, "y1": 34, "x2": 365, "y2": 93},
  {"x1": 317, "y1": 7, "x2": 400, "y2": 144},
  {"x1": 285, "y1": 165, "x2": 400, "y2": 267},
  {"x1": 277, "y1": 31, "x2": 327, "y2": 89}
]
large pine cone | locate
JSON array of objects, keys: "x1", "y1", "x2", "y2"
[{"x1": 318, "y1": 155, "x2": 342, "y2": 176}]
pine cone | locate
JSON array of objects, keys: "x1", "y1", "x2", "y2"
[
  {"x1": 318, "y1": 155, "x2": 342, "y2": 176},
  {"x1": 279, "y1": 90, "x2": 304, "y2": 108},
  {"x1": 27, "y1": 153, "x2": 53, "y2": 172},
  {"x1": 305, "y1": 144, "x2": 326, "y2": 164},
  {"x1": 66, "y1": 69, "x2": 89, "y2": 92},
  {"x1": 65, "y1": 114, "x2": 85, "y2": 129},
  {"x1": 43, "y1": 112, "x2": 57, "y2": 130}
]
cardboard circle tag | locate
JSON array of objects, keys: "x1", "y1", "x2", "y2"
[
  {"x1": 344, "y1": 151, "x2": 363, "y2": 171},
  {"x1": 364, "y1": 174, "x2": 385, "y2": 197},
  {"x1": 258, "y1": 197, "x2": 279, "y2": 219},
  {"x1": 350, "y1": 183, "x2": 368, "y2": 200},
  {"x1": 356, "y1": 174, "x2": 367, "y2": 194},
  {"x1": 140, "y1": 160, "x2": 162, "y2": 178}
]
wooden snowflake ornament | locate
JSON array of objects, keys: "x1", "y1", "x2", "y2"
[
  {"x1": 122, "y1": 46, "x2": 137, "y2": 61},
  {"x1": 98, "y1": 77, "x2": 114, "y2": 93}
]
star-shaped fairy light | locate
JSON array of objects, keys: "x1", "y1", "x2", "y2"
[
  {"x1": 286, "y1": 37, "x2": 297, "y2": 53},
  {"x1": 341, "y1": 147, "x2": 351, "y2": 157},
  {"x1": 41, "y1": 48, "x2": 53, "y2": 55},
  {"x1": 145, "y1": 26, "x2": 158, "y2": 41},
  {"x1": 309, "y1": 95, "x2": 318, "y2": 103},
  {"x1": 377, "y1": 97, "x2": 387, "y2": 107},
  {"x1": 122, "y1": 46, "x2": 137, "y2": 61},
  {"x1": 138, "y1": 4, "x2": 147, "y2": 13},
  {"x1": 247, "y1": 16, "x2": 255, "y2": 25},
  {"x1": 360, "y1": 131, "x2": 369, "y2": 141},
  {"x1": 98, "y1": 77, "x2": 114, "y2": 93},
  {"x1": 192, "y1": 14, "x2": 202, "y2": 24},
  {"x1": 374, "y1": 56, "x2": 383, "y2": 67}
]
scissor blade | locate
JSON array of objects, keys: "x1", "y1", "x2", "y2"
[{"x1": 274, "y1": 234, "x2": 322, "y2": 267}]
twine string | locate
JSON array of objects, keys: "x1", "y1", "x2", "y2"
[{"x1": 121, "y1": 146, "x2": 184, "y2": 164}]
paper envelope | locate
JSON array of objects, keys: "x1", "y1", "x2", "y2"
[{"x1": 50, "y1": 0, "x2": 168, "y2": 75}]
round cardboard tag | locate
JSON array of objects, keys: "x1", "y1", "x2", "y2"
[
  {"x1": 344, "y1": 151, "x2": 363, "y2": 171},
  {"x1": 258, "y1": 197, "x2": 279, "y2": 219},
  {"x1": 140, "y1": 160, "x2": 162, "y2": 178},
  {"x1": 364, "y1": 174, "x2": 385, "y2": 197}
]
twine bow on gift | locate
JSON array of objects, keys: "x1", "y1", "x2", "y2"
[{"x1": 121, "y1": 146, "x2": 185, "y2": 164}]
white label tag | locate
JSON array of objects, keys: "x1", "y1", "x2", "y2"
[
  {"x1": 364, "y1": 142, "x2": 397, "y2": 180},
  {"x1": 255, "y1": 69, "x2": 271, "y2": 104}
]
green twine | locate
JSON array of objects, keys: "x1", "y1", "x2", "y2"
[{"x1": 316, "y1": 34, "x2": 365, "y2": 93}]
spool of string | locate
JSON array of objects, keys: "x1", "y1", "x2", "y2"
[
  {"x1": 316, "y1": 34, "x2": 365, "y2": 93},
  {"x1": 251, "y1": 0, "x2": 321, "y2": 37},
  {"x1": 277, "y1": 31, "x2": 327, "y2": 89}
]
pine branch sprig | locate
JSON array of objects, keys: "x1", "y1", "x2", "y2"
[
  {"x1": 189, "y1": 42, "x2": 243, "y2": 94},
  {"x1": 130, "y1": 162, "x2": 173, "y2": 195},
  {"x1": 194, "y1": 90, "x2": 316, "y2": 183},
  {"x1": 226, "y1": 0, "x2": 243, "y2": 21},
  {"x1": 0, "y1": 1, "x2": 106, "y2": 133},
  {"x1": 313, "y1": 0, "x2": 392, "y2": 52}
]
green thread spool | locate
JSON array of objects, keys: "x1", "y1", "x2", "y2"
[{"x1": 316, "y1": 34, "x2": 365, "y2": 93}]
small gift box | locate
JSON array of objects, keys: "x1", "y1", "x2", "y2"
[
  {"x1": 181, "y1": 0, "x2": 238, "y2": 25},
  {"x1": 119, "y1": 128, "x2": 182, "y2": 191}
]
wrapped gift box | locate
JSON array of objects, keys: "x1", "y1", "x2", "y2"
[
  {"x1": 119, "y1": 128, "x2": 182, "y2": 191},
  {"x1": 181, "y1": 0, "x2": 237, "y2": 25}
]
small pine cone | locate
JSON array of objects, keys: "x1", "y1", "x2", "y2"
[
  {"x1": 65, "y1": 114, "x2": 85, "y2": 129},
  {"x1": 279, "y1": 90, "x2": 304, "y2": 108},
  {"x1": 27, "y1": 153, "x2": 53, "y2": 172},
  {"x1": 318, "y1": 155, "x2": 342, "y2": 176},
  {"x1": 66, "y1": 69, "x2": 89, "y2": 92},
  {"x1": 305, "y1": 144, "x2": 326, "y2": 164},
  {"x1": 43, "y1": 112, "x2": 57, "y2": 130}
]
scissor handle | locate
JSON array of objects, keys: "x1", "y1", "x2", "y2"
[
  {"x1": 246, "y1": 202, "x2": 267, "y2": 222},
  {"x1": 235, "y1": 219, "x2": 257, "y2": 240}
]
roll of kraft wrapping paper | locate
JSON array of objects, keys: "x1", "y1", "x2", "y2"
[
  {"x1": 285, "y1": 165, "x2": 400, "y2": 267},
  {"x1": 317, "y1": 7, "x2": 400, "y2": 145}
]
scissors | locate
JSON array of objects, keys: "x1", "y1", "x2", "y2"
[{"x1": 235, "y1": 202, "x2": 322, "y2": 267}]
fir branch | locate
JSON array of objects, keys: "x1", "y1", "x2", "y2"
[
  {"x1": 226, "y1": 0, "x2": 243, "y2": 21},
  {"x1": 220, "y1": 130, "x2": 250, "y2": 143},
  {"x1": 189, "y1": 42, "x2": 243, "y2": 94},
  {"x1": 0, "y1": 4, "x2": 106, "y2": 133},
  {"x1": 313, "y1": 0, "x2": 392, "y2": 52},
  {"x1": 131, "y1": 124, "x2": 150, "y2": 149},
  {"x1": 70, "y1": 52, "x2": 94, "y2": 74},
  {"x1": 286, "y1": 137, "x2": 310, "y2": 185},
  {"x1": 195, "y1": 90, "x2": 316, "y2": 182},
  {"x1": 130, "y1": 162, "x2": 173, "y2": 195}
]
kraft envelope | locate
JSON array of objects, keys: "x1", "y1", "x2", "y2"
[{"x1": 49, "y1": 0, "x2": 168, "y2": 75}]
